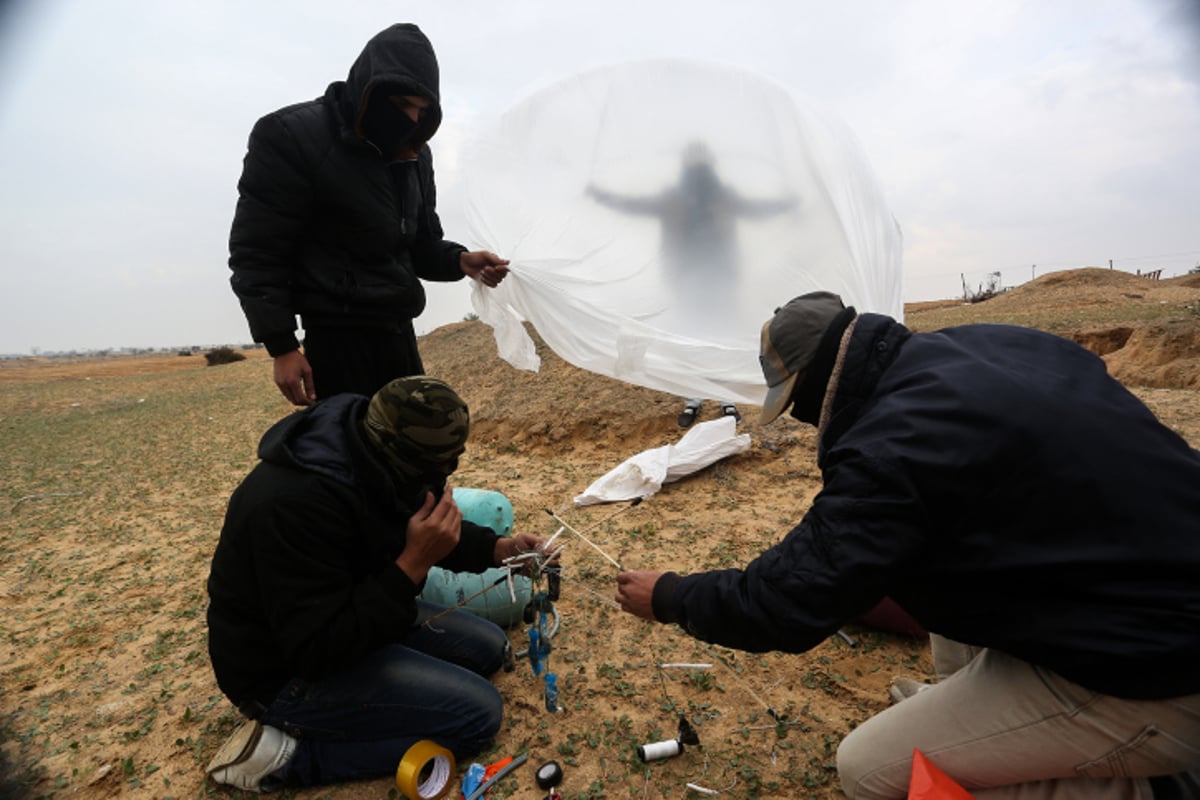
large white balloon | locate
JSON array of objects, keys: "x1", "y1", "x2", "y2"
[{"x1": 464, "y1": 59, "x2": 902, "y2": 405}]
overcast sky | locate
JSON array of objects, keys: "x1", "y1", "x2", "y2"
[{"x1": 0, "y1": 0, "x2": 1197, "y2": 355}]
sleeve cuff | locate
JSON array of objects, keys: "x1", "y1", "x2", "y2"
[
  {"x1": 381, "y1": 561, "x2": 422, "y2": 598},
  {"x1": 651, "y1": 571, "x2": 683, "y2": 624},
  {"x1": 439, "y1": 521, "x2": 501, "y2": 573},
  {"x1": 467, "y1": 524, "x2": 502, "y2": 570},
  {"x1": 448, "y1": 244, "x2": 468, "y2": 280},
  {"x1": 263, "y1": 333, "x2": 300, "y2": 358}
]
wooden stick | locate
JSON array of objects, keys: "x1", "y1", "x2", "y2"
[
  {"x1": 544, "y1": 509, "x2": 624, "y2": 571},
  {"x1": 420, "y1": 573, "x2": 509, "y2": 628}
]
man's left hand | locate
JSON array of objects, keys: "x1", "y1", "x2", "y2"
[
  {"x1": 493, "y1": 532, "x2": 545, "y2": 567},
  {"x1": 460, "y1": 251, "x2": 510, "y2": 288}
]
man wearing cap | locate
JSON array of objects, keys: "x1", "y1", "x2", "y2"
[
  {"x1": 228, "y1": 23, "x2": 510, "y2": 407},
  {"x1": 205, "y1": 376, "x2": 543, "y2": 792},
  {"x1": 616, "y1": 292, "x2": 1200, "y2": 798}
]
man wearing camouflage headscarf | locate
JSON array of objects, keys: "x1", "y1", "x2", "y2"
[{"x1": 205, "y1": 376, "x2": 544, "y2": 792}]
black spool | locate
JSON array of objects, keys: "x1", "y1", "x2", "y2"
[{"x1": 535, "y1": 759, "x2": 563, "y2": 790}]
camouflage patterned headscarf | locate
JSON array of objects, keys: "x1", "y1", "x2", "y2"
[{"x1": 361, "y1": 376, "x2": 469, "y2": 482}]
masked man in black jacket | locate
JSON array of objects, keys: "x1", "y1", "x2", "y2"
[
  {"x1": 205, "y1": 376, "x2": 543, "y2": 792},
  {"x1": 616, "y1": 292, "x2": 1200, "y2": 799},
  {"x1": 229, "y1": 23, "x2": 509, "y2": 407}
]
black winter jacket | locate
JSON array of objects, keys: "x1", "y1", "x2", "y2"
[
  {"x1": 653, "y1": 314, "x2": 1200, "y2": 700},
  {"x1": 229, "y1": 23, "x2": 467, "y2": 357},
  {"x1": 206, "y1": 394, "x2": 500, "y2": 708}
]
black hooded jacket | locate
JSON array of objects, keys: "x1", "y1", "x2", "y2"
[
  {"x1": 652, "y1": 314, "x2": 1200, "y2": 700},
  {"x1": 206, "y1": 394, "x2": 500, "y2": 708},
  {"x1": 229, "y1": 23, "x2": 467, "y2": 358}
]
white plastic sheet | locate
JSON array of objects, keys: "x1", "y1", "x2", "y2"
[
  {"x1": 464, "y1": 59, "x2": 902, "y2": 405},
  {"x1": 573, "y1": 416, "x2": 751, "y2": 506}
]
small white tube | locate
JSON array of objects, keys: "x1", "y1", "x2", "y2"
[
  {"x1": 659, "y1": 663, "x2": 713, "y2": 670},
  {"x1": 545, "y1": 526, "x2": 566, "y2": 548},
  {"x1": 636, "y1": 738, "x2": 682, "y2": 762}
]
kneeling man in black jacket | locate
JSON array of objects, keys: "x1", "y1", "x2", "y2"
[
  {"x1": 617, "y1": 292, "x2": 1200, "y2": 799},
  {"x1": 206, "y1": 376, "x2": 544, "y2": 792}
]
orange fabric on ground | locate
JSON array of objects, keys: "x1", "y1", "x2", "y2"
[{"x1": 908, "y1": 749, "x2": 974, "y2": 800}]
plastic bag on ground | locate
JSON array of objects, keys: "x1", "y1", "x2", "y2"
[{"x1": 574, "y1": 416, "x2": 751, "y2": 506}]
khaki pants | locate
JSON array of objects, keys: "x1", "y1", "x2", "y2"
[{"x1": 837, "y1": 635, "x2": 1200, "y2": 799}]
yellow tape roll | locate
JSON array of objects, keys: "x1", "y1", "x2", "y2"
[{"x1": 395, "y1": 739, "x2": 456, "y2": 800}]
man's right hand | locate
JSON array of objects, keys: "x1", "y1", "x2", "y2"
[
  {"x1": 396, "y1": 488, "x2": 462, "y2": 584},
  {"x1": 616, "y1": 570, "x2": 664, "y2": 622},
  {"x1": 273, "y1": 350, "x2": 316, "y2": 406}
]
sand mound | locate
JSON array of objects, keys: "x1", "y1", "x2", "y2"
[
  {"x1": 903, "y1": 268, "x2": 1200, "y2": 390},
  {"x1": 1101, "y1": 322, "x2": 1200, "y2": 389},
  {"x1": 423, "y1": 323, "x2": 688, "y2": 457},
  {"x1": 987, "y1": 267, "x2": 1192, "y2": 313}
]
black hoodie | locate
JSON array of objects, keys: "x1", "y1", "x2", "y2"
[
  {"x1": 206, "y1": 394, "x2": 500, "y2": 708},
  {"x1": 228, "y1": 23, "x2": 467, "y2": 360}
]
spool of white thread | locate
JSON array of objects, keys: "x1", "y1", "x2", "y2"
[{"x1": 636, "y1": 738, "x2": 682, "y2": 762}]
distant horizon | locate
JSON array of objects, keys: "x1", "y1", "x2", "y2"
[{"x1": 4, "y1": 262, "x2": 1193, "y2": 360}]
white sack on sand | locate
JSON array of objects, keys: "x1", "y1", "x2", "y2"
[{"x1": 574, "y1": 416, "x2": 751, "y2": 506}]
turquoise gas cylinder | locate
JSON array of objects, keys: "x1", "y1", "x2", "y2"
[{"x1": 419, "y1": 488, "x2": 532, "y2": 627}]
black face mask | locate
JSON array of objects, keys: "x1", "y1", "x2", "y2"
[
  {"x1": 408, "y1": 476, "x2": 444, "y2": 508},
  {"x1": 360, "y1": 94, "x2": 419, "y2": 156},
  {"x1": 788, "y1": 307, "x2": 857, "y2": 426},
  {"x1": 407, "y1": 457, "x2": 456, "y2": 509}
]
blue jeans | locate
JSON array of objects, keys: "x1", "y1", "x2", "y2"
[{"x1": 261, "y1": 602, "x2": 508, "y2": 788}]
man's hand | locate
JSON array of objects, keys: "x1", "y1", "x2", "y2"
[
  {"x1": 273, "y1": 350, "x2": 316, "y2": 406},
  {"x1": 616, "y1": 570, "x2": 664, "y2": 621},
  {"x1": 396, "y1": 488, "x2": 462, "y2": 584},
  {"x1": 460, "y1": 251, "x2": 510, "y2": 288},
  {"x1": 493, "y1": 532, "x2": 547, "y2": 568}
]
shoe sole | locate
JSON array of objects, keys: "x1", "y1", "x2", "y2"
[
  {"x1": 888, "y1": 678, "x2": 933, "y2": 705},
  {"x1": 206, "y1": 721, "x2": 264, "y2": 776}
]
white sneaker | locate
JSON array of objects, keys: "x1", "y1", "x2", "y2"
[
  {"x1": 206, "y1": 719, "x2": 297, "y2": 793},
  {"x1": 888, "y1": 676, "x2": 934, "y2": 705}
]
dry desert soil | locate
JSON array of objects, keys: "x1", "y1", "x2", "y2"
[{"x1": 2, "y1": 268, "x2": 1199, "y2": 800}]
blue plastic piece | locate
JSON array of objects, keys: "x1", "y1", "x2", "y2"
[
  {"x1": 419, "y1": 488, "x2": 532, "y2": 626},
  {"x1": 544, "y1": 673, "x2": 559, "y2": 713},
  {"x1": 528, "y1": 628, "x2": 542, "y2": 675},
  {"x1": 461, "y1": 762, "x2": 486, "y2": 798}
]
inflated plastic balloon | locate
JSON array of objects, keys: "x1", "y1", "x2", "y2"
[{"x1": 464, "y1": 59, "x2": 902, "y2": 405}]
